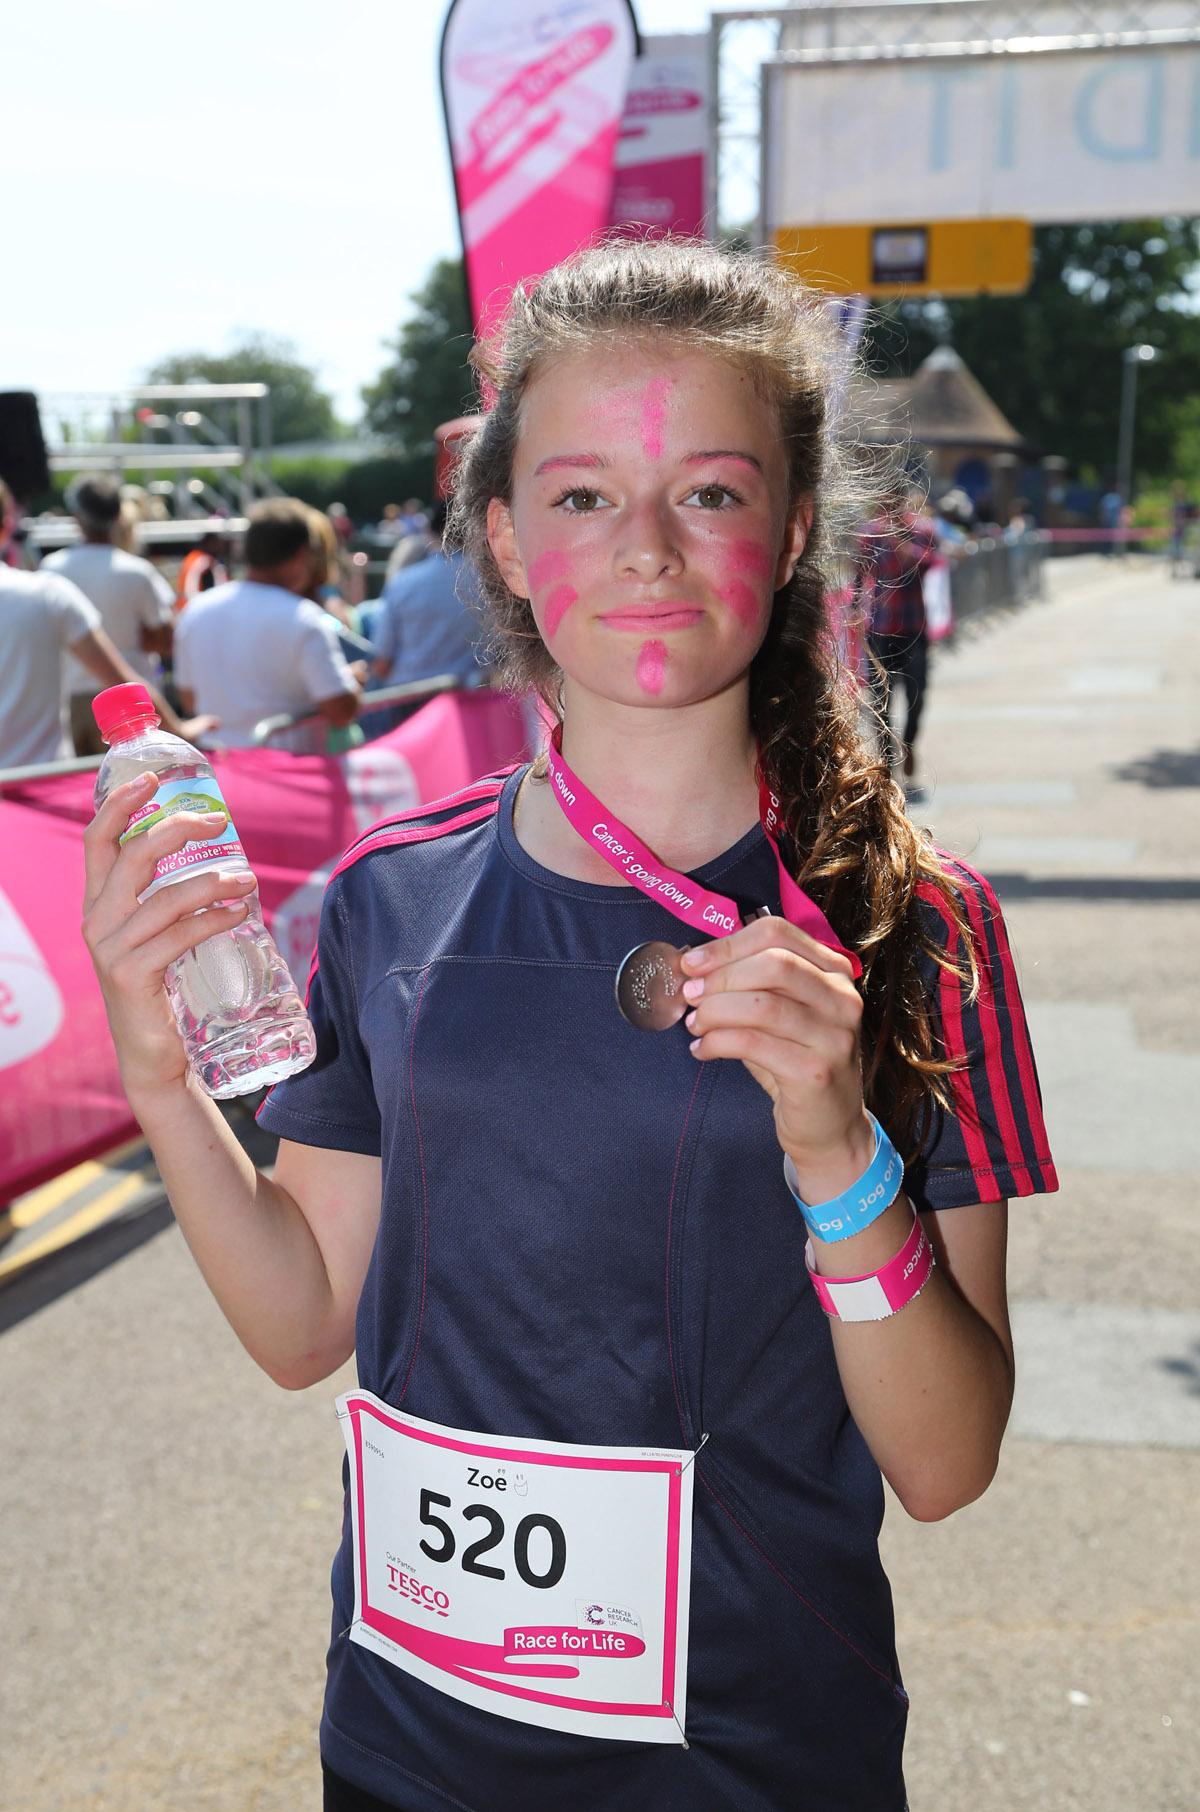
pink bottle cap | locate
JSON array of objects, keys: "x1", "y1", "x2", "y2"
[{"x1": 92, "y1": 683, "x2": 159, "y2": 744}]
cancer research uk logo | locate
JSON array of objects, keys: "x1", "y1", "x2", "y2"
[
  {"x1": 0, "y1": 886, "x2": 65, "y2": 1072},
  {"x1": 576, "y1": 1599, "x2": 644, "y2": 1639}
]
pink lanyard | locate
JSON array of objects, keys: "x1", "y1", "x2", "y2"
[{"x1": 544, "y1": 727, "x2": 861, "y2": 978}]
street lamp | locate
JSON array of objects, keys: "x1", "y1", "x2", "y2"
[{"x1": 1117, "y1": 343, "x2": 1158, "y2": 505}]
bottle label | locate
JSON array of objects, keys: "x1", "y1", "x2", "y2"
[{"x1": 121, "y1": 776, "x2": 245, "y2": 887}]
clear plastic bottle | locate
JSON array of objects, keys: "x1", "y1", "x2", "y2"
[{"x1": 92, "y1": 683, "x2": 317, "y2": 1098}]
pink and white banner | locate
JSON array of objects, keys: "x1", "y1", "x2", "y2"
[
  {"x1": 609, "y1": 32, "x2": 709, "y2": 239},
  {"x1": 0, "y1": 692, "x2": 529, "y2": 1204},
  {"x1": 440, "y1": 0, "x2": 639, "y2": 336}
]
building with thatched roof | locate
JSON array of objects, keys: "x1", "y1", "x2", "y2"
[{"x1": 851, "y1": 346, "x2": 1035, "y2": 518}]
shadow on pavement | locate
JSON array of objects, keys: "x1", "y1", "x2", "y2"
[
  {"x1": 0, "y1": 1193, "x2": 176, "y2": 1336},
  {"x1": 0, "y1": 1106, "x2": 279, "y2": 1339},
  {"x1": 1112, "y1": 744, "x2": 1200, "y2": 789},
  {"x1": 990, "y1": 873, "x2": 1200, "y2": 902},
  {"x1": 1159, "y1": 1341, "x2": 1200, "y2": 1400}
]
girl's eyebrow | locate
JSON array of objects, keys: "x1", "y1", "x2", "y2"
[
  {"x1": 534, "y1": 453, "x2": 607, "y2": 476},
  {"x1": 684, "y1": 450, "x2": 764, "y2": 474}
]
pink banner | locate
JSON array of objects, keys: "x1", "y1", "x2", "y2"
[
  {"x1": 440, "y1": 0, "x2": 639, "y2": 336},
  {"x1": 609, "y1": 32, "x2": 709, "y2": 238},
  {"x1": 0, "y1": 692, "x2": 529, "y2": 1203}
]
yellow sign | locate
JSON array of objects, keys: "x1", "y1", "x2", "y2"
[{"x1": 774, "y1": 219, "x2": 1032, "y2": 298}]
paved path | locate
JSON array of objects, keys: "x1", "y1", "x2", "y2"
[
  {"x1": 879, "y1": 555, "x2": 1198, "y2": 1811},
  {"x1": 2, "y1": 556, "x2": 1196, "y2": 1809}
]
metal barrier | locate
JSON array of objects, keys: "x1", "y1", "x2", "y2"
[
  {"x1": 250, "y1": 674, "x2": 475, "y2": 745},
  {"x1": 0, "y1": 676, "x2": 481, "y2": 787},
  {"x1": 947, "y1": 532, "x2": 1045, "y2": 623}
]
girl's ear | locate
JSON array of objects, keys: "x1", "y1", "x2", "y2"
[
  {"x1": 487, "y1": 499, "x2": 530, "y2": 598},
  {"x1": 776, "y1": 496, "x2": 814, "y2": 589}
]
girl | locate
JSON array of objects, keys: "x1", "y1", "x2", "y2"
[{"x1": 82, "y1": 240, "x2": 1057, "y2": 1812}]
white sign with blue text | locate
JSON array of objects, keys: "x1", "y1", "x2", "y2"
[{"x1": 765, "y1": 45, "x2": 1200, "y2": 228}]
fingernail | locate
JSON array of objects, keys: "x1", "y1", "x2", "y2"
[
  {"x1": 682, "y1": 946, "x2": 711, "y2": 971},
  {"x1": 685, "y1": 1010, "x2": 697, "y2": 1030},
  {"x1": 689, "y1": 1038, "x2": 702, "y2": 1057},
  {"x1": 200, "y1": 811, "x2": 226, "y2": 823},
  {"x1": 682, "y1": 978, "x2": 704, "y2": 1001}
]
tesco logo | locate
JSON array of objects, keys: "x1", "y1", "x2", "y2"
[{"x1": 386, "y1": 1564, "x2": 451, "y2": 1618}]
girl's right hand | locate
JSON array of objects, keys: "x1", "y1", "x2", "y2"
[{"x1": 82, "y1": 772, "x2": 258, "y2": 1104}]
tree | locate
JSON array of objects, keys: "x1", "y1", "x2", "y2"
[
  {"x1": 143, "y1": 333, "x2": 339, "y2": 447},
  {"x1": 863, "y1": 220, "x2": 1200, "y2": 482},
  {"x1": 362, "y1": 258, "x2": 476, "y2": 451}
]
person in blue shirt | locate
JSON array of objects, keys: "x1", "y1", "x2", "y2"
[
  {"x1": 82, "y1": 240, "x2": 1056, "y2": 1812},
  {"x1": 370, "y1": 500, "x2": 487, "y2": 693}
]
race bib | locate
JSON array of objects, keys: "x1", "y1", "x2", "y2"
[{"x1": 337, "y1": 1391, "x2": 694, "y2": 1744}]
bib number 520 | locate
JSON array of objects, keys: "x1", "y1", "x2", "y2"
[{"x1": 418, "y1": 1489, "x2": 567, "y2": 1590}]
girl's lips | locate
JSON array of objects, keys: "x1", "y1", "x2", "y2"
[{"x1": 598, "y1": 607, "x2": 704, "y2": 631}]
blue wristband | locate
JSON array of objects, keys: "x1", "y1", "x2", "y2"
[{"x1": 783, "y1": 1114, "x2": 905, "y2": 1243}]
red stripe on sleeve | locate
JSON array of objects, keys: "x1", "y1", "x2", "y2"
[
  {"x1": 948, "y1": 862, "x2": 1034, "y2": 1184},
  {"x1": 919, "y1": 886, "x2": 1000, "y2": 1199},
  {"x1": 964, "y1": 864, "x2": 1058, "y2": 1191}
]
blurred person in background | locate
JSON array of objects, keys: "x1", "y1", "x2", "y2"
[
  {"x1": 173, "y1": 498, "x2": 361, "y2": 754},
  {"x1": 370, "y1": 498, "x2": 487, "y2": 696},
  {"x1": 933, "y1": 487, "x2": 974, "y2": 546},
  {"x1": 175, "y1": 530, "x2": 230, "y2": 612},
  {"x1": 1098, "y1": 483, "x2": 1123, "y2": 555},
  {"x1": 0, "y1": 479, "x2": 213, "y2": 768},
  {"x1": 305, "y1": 506, "x2": 356, "y2": 632},
  {"x1": 303, "y1": 506, "x2": 370, "y2": 753},
  {"x1": 1169, "y1": 480, "x2": 1195, "y2": 578},
  {"x1": 44, "y1": 475, "x2": 176, "y2": 756},
  {"x1": 328, "y1": 501, "x2": 354, "y2": 547},
  {"x1": 858, "y1": 478, "x2": 939, "y2": 801},
  {"x1": 0, "y1": 479, "x2": 20, "y2": 566},
  {"x1": 374, "y1": 502, "x2": 405, "y2": 543},
  {"x1": 383, "y1": 509, "x2": 438, "y2": 583}
]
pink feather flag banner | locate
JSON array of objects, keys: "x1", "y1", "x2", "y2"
[{"x1": 440, "y1": 0, "x2": 640, "y2": 338}]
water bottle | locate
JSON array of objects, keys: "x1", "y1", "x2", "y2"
[{"x1": 92, "y1": 683, "x2": 317, "y2": 1098}]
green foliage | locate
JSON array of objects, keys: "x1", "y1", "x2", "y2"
[
  {"x1": 361, "y1": 258, "x2": 476, "y2": 451},
  {"x1": 143, "y1": 333, "x2": 340, "y2": 446},
  {"x1": 265, "y1": 453, "x2": 433, "y2": 518},
  {"x1": 864, "y1": 221, "x2": 1200, "y2": 485},
  {"x1": 264, "y1": 457, "x2": 354, "y2": 508},
  {"x1": 339, "y1": 455, "x2": 434, "y2": 522}
]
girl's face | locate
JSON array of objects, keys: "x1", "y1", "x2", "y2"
[{"x1": 487, "y1": 342, "x2": 810, "y2": 711}]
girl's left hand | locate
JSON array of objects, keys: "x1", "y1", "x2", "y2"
[{"x1": 680, "y1": 918, "x2": 869, "y2": 1176}]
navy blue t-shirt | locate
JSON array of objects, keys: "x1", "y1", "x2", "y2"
[{"x1": 258, "y1": 765, "x2": 1056, "y2": 1812}]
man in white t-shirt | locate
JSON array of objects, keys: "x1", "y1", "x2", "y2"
[
  {"x1": 173, "y1": 498, "x2": 361, "y2": 755},
  {"x1": 43, "y1": 476, "x2": 176, "y2": 753},
  {"x1": 0, "y1": 480, "x2": 214, "y2": 770}
]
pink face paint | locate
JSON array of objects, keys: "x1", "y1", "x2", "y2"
[
  {"x1": 716, "y1": 539, "x2": 775, "y2": 630},
  {"x1": 639, "y1": 379, "x2": 670, "y2": 461},
  {"x1": 730, "y1": 539, "x2": 775, "y2": 579},
  {"x1": 636, "y1": 639, "x2": 667, "y2": 694},
  {"x1": 717, "y1": 579, "x2": 761, "y2": 630},
  {"x1": 527, "y1": 548, "x2": 571, "y2": 590},
  {"x1": 543, "y1": 583, "x2": 578, "y2": 639}
]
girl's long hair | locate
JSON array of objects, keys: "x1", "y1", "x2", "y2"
[{"x1": 448, "y1": 239, "x2": 977, "y2": 1155}]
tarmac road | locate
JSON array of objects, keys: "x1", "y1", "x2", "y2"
[{"x1": 2, "y1": 554, "x2": 1196, "y2": 1810}]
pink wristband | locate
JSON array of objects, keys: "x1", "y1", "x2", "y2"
[{"x1": 805, "y1": 1211, "x2": 934, "y2": 1322}]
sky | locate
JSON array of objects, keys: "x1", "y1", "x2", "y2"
[{"x1": 4, "y1": 0, "x2": 764, "y2": 428}]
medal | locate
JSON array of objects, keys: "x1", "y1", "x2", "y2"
[
  {"x1": 543, "y1": 728, "x2": 861, "y2": 1030},
  {"x1": 614, "y1": 940, "x2": 690, "y2": 1032}
]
